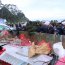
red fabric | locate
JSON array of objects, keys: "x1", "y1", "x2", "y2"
[
  {"x1": 19, "y1": 34, "x2": 32, "y2": 46},
  {"x1": 55, "y1": 57, "x2": 65, "y2": 65},
  {"x1": 21, "y1": 39, "x2": 32, "y2": 46},
  {"x1": 0, "y1": 48, "x2": 6, "y2": 55},
  {"x1": 19, "y1": 34, "x2": 26, "y2": 40}
]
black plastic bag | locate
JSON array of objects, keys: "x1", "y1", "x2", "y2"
[{"x1": 48, "y1": 54, "x2": 58, "y2": 65}]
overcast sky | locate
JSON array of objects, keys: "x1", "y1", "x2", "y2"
[{"x1": 1, "y1": 0, "x2": 65, "y2": 21}]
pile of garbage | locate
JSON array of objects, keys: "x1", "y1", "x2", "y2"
[
  {"x1": 0, "y1": 32, "x2": 65, "y2": 65},
  {"x1": 18, "y1": 34, "x2": 65, "y2": 65}
]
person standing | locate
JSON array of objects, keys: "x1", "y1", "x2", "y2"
[{"x1": 15, "y1": 24, "x2": 19, "y2": 37}]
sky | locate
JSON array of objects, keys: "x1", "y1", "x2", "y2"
[{"x1": 1, "y1": 0, "x2": 65, "y2": 21}]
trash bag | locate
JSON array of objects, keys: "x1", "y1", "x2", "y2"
[
  {"x1": 52, "y1": 42, "x2": 65, "y2": 65},
  {"x1": 28, "y1": 42, "x2": 52, "y2": 58},
  {"x1": 53, "y1": 42, "x2": 65, "y2": 58}
]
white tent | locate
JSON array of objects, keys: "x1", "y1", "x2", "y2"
[
  {"x1": 62, "y1": 21, "x2": 65, "y2": 25},
  {"x1": 44, "y1": 21, "x2": 50, "y2": 25}
]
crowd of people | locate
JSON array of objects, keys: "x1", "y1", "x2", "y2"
[
  {"x1": 7, "y1": 23, "x2": 24, "y2": 36},
  {"x1": 36, "y1": 22, "x2": 65, "y2": 35},
  {"x1": 7, "y1": 22, "x2": 65, "y2": 36}
]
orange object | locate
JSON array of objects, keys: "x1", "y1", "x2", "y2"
[
  {"x1": 37, "y1": 40, "x2": 46, "y2": 46},
  {"x1": 38, "y1": 40, "x2": 52, "y2": 51}
]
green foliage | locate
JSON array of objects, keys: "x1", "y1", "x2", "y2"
[
  {"x1": 26, "y1": 22, "x2": 41, "y2": 32},
  {"x1": 50, "y1": 20, "x2": 58, "y2": 26},
  {"x1": 0, "y1": 7, "x2": 28, "y2": 24}
]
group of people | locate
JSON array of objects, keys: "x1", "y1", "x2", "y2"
[
  {"x1": 36, "y1": 23, "x2": 65, "y2": 35},
  {"x1": 7, "y1": 23, "x2": 23, "y2": 37},
  {"x1": 7, "y1": 22, "x2": 65, "y2": 36}
]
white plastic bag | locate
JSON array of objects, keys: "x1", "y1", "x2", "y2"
[
  {"x1": 29, "y1": 55, "x2": 53, "y2": 65},
  {"x1": 53, "y1": 42, "x2": 65, "y2": 58}
]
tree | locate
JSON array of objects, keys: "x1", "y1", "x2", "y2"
[{"x1": 0, "y1": 7, "x2": 29, "y2": 24}]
